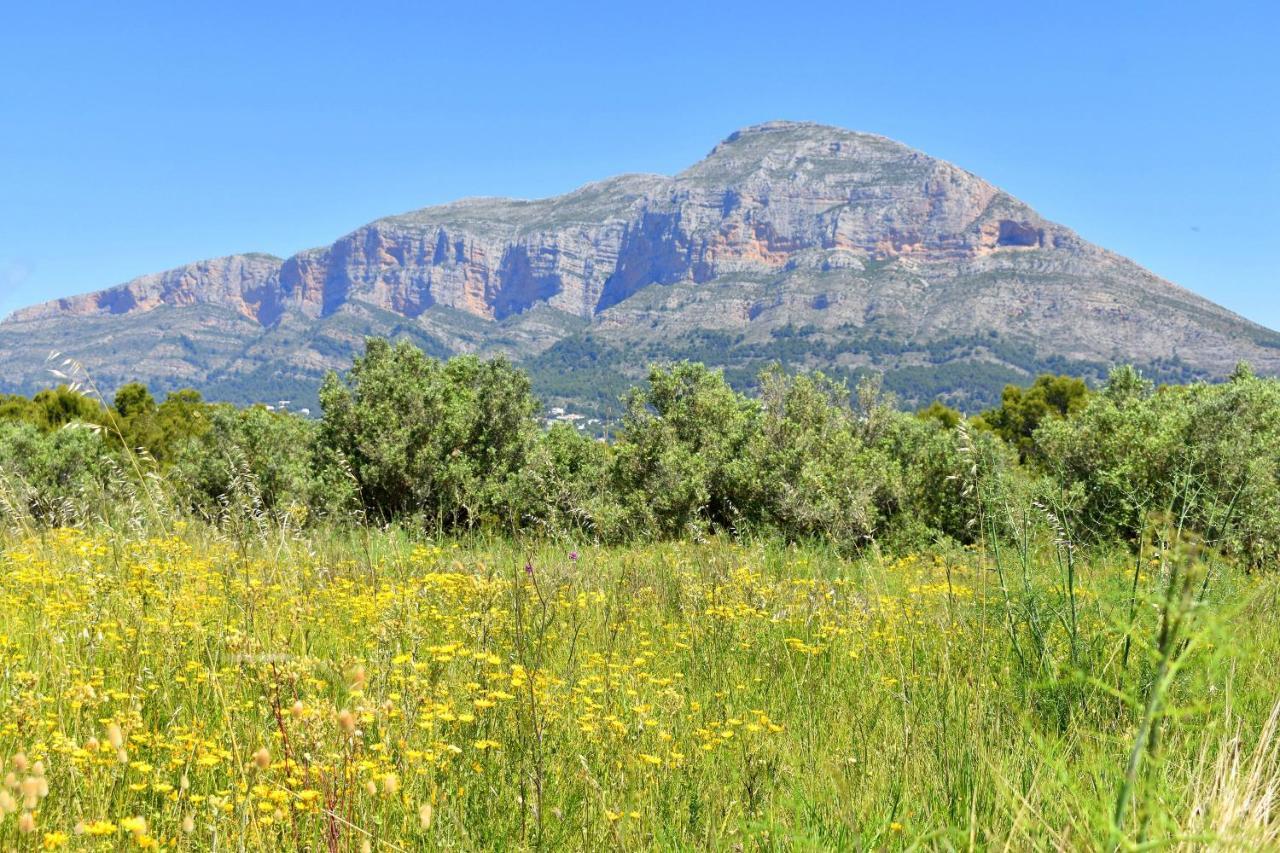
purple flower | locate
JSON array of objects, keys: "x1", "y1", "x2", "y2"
[
  {"x1": 568, "y1": 551, "x2": 579, "y2": 562},
  {"x1": 524, "y1": 561, "x2": 534, "y2": 576}
]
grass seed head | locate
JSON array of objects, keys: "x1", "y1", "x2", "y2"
[
  {"x1": 21, "y1": 777, "x2": 40, "y2": 809},
  {"x1": 338, "y1": 708, "x2": 356, "y2": 734}
]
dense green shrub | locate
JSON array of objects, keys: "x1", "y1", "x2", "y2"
[
  {"x1": 109, "y1": 384, "x2": 214, "y2": 463},
  {"x1": 4, "y1": 338, "x2": 1278, "y2": 567},
  {"x1": 31, "y1": 385, "x2": 108, "y2": 431},
  {"x1": 1175, "y1": 368, "x2": 1280, "y2": 565},
  {"x1": 1033, "y1": 365, "x2": 1280, "y2": 566},
  {"x1": 604, "y1": 364, "x2": 964, "y2": 548},
  {"x1": 1033, "y1": 367, "x2": 1176, "y2": 541},
  {"x1": 317, "y1": 339, "x2": 540, "y2": 529},
  {"x1": 734, "y1": 367, "x2": 898, "y2": 544},
  {"x1": 886, "y1": 414, "x2": 1016, "y2": 546},
  {"x1": 608, "y1": 362, "x2": 756, "y2": 538},
  {"x1": 170, "y1": 404, "x2": 335, "y2": 521},
  {"x1": 0, "y1": 420, "x2": 122, "y2": 523},
  {"x1": 0, "y1": 393, "x2": 43, "y2": 426},
  {"x1": 517, "y1": 423, "x2": 612, "y2": 537},
  {"x1": 980, "y1": 373, "x2": 1090, "y2": 460},
  {"x1": 916, "y1": 400, "x2": 962, "y2": 429}
]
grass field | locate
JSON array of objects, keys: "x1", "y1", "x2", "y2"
[{"x1": 0, "y1": 523, "x2": 1275, "y2": 850}]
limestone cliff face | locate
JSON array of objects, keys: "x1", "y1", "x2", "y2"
[
  {"x1": 259, "y1": 123, "x2": 1075, "y2": 323},
  {"x1": 9, "y1": 254, "x2": 286, "y2": 324},
  {"x1": 3, "y1": 121, "x2": 1278, "y2": 406}
]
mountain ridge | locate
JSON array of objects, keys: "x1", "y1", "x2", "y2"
[{"x1": 4, "y1": 121, "x2": 1278, "y2": 413}]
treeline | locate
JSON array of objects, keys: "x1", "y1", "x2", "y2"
[
  {"x1": 2, "y1": 340, "x2": 1278, "y2": 566},
  {"x1": 523, "y1": 327, "x2": 1207, "y2": 419}
]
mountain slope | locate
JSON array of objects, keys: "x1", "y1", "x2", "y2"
[{"x1": 4, "y1": 121, "x2": 1278, "y2": 413}]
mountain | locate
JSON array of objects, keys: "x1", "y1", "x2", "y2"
[{"x1": 4, "y1": 121, "x2": 1278, "y2": 415}]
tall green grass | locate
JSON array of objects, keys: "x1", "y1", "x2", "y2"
[{"x1": 0, "y1": 502, "x2": 1274, "y2": 848}]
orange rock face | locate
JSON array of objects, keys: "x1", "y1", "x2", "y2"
[{"x1": 15, "y1": 123, "x2": 1066, "y2": 329}]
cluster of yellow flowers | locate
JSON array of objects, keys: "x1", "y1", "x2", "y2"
[{"x1": 0, "y1": 531, "x2": 972, "y2": 847}]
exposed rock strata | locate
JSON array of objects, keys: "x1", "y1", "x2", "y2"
[{"x1": 3, "y1": 121, "x2": 1277, "y2": 405}]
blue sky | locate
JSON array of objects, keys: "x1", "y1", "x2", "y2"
[{"x1": 1, "y1": 1, "x2": 1277, "y2": 327}]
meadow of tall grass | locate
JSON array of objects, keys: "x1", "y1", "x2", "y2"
[
  {"x1": 0, "y1": 510, "x2": 1275, "y2": 850},
  {"x1": 1, "y1": 352, "x2": 1279, "y2": 848}
]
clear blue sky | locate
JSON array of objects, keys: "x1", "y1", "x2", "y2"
[{"x1": 2, "y1": 1, "x2": 1277, "y2": 328}]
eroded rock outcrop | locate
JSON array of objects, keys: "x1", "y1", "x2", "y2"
[
  {"x1": 10, "y1": 254, "x2": 285, "y2": 324},
  {"x1": 3, "y1": 121, "x2": 1277, "y2": 405}
]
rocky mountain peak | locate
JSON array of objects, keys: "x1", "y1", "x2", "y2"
[
  {"x1": 3, "y1": 122, "x2": 1277, "y2": 413},
  {"x1": 685, "y1": 121, "x2": 935, "y2": 182}
]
